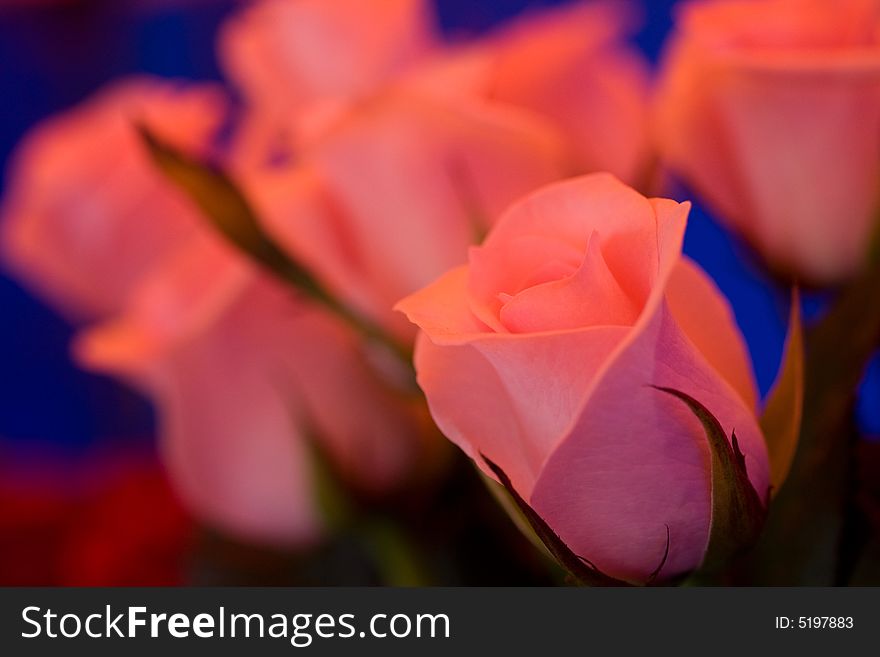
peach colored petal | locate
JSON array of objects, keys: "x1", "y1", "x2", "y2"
[
  {"x1": 666, "y1": 256, "x2": 759, "y2": 411},
  {"x1": 713, "y1": 66, "x2": 880, "y2": 281},
  {"x1": 73, "y1": 235, "x2": 253, "y2": 375},
  {"x1": 149, "y1": 320, "x2": 322, "y2": 546},
  {"x1": 414, "y1": 326, "x2": 627, "y2": 496},
  {"x1": 78, "y1": 240, "x2": 421, "y2": 543},
  {"x1": 81, "y1": 275, "x2": 324, "y2": 545},
  {"x1": 220, "y1": 0, "x2": 436, "y2": 152},
  {"x1": 395, "y1": 266, "x2": 492, "y2": 344},
  {"x1": 278, "y1": 306, "x2": 423, "y2": 493},
  {"x1": 486, "y1": 0, "x2": 651, "y2": 183},
  {"x1": 0, "y1": 77, "x2": 226, "y2": 319},
  {"x1": 656, "y1": 0, "x2": 880, "y2": 283},
  {"x1": 531, "y1": 302, "x2": 769, "y2": 583},
  {"x1": 679, "y1": 0, "x2": 880, "y2": 51},
  {"x1": 468, "y1": 174, "x2": 665, "y2": 330},
  {"x1": 524, "y1": 195, "x2": 765, "y2": 583},
  {"x1": 257, "y1": 91, "x2": 566, "y2": 336},
  {"x1": 399, "y1": 46, "x2": 497, "y2": 101},
  {"x1": 498, "y1": 234, "x2": 639, "y2": 333},
  {"x1": 654, "y1": 38, "x2": 752, "y2": 226},
  {"x1": 243, "y1": 165, "x2": 384, "y2": 329},
  {"x1": 409, "y1": 175, "x2": 691, "y2": 497}
]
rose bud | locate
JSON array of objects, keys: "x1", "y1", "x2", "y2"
[
  {"x1": 397, "y1": 174, "x2": 770, "y2": 583},
  {"x1": 655, "y1": 0, "x2": 880, "y2": 284}
]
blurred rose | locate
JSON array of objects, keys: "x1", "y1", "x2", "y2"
[
  {"x1": 465, "y1": 0, "x2": 651, "y2": 185},
  {"x1": 0, "y1": 76, "x2": 225, "y2": 319},
  {"x1": 75, "y1": 237, "x2": 425, "y2": 545},
  {"x1": 221, "y1": 0, "x2": 650, "y2": 187},
  {"x1": 398, "y1": 174, "x2": 768, "y2": 583},
  {"x1": 655, "y1": 0, "x2": 880, "y2": 284},
  {"x1": 242, "y1": 88, "x2": 568, "y2": 339},
  {"x1": 1, "y1": 79, "x2": 425, "y2": 546},
  {"x1": 220, "y1": 0, "x2": 437, "y2": 159},
  {"x1": 0, "y1": 450, "x2": 191, "y2": 586}
]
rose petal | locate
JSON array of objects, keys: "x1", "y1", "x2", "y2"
[
  {"x1": 151, "y1": 329, "x2": 322, "y2": 546},
  {"x1": 656, "y1": 0, "x2": 880, "y2": 282},
  {"x1": 414, "y1": 326, "x2": 627, "y2": 496},
  {"x1": 469, "y1": 174, "x2": 668, "y2": 330},
  {"x1": 245, "y1": 165, "x2": 385, "y2": 330},
  {"x1": 279, "y1": 307, "x2": 422, "y2": 492},
  {"x1": 80, "y1": 246, "x2": 419, "y2": 543},
  {"x1": 531, "y1": 301, "x2": 769, "y2": 583},
  {"x1": 220, "y1": 0, "x2": 435, "y2": 113},
  {"x1": 0, "y1": 77, "x2": 225, "y2": 319},
  {"x1": 395, "y1": 265, "x2": 492, "y2": 343},
  {"x1": 680, "y1": 0, "x2": 880, "y2": 50},
  {"x1": 499, "y1": 233, "x2": 640, "y2": 333},
  {"x1": 666, "y1": 256, "x2": 759, "y2": 411},
  {"x1": 487, "y1": 0, "x2": 650, "y2": 182},
  {"x1": 260, "y1": 92, "x2": 565, "y2": 334}
]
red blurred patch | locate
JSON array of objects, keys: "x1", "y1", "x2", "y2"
[{"x1": 0, "y1": 449, "x2": 193, "y2": 586}]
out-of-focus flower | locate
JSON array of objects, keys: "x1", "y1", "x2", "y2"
[
  {"x1": 462, "y1": 0, "x2": 652, "y2": 185},
  {"x1": 0, "y1": 450, "x2": 191, "y2": 586},
  {"x1": 1, "y1": 79, "x2": 425, "y2": 547},
  {"x1": 74, "y1": 237, "x2": 425, "y2": 545},
  {"x1": 220, "y1": 0, "x2": 437, "y2": 159},
  {"x1": 242, "y1": 89, "x2": 568, "y2": 339},
  {"x1": 221, "y1": 0, "x2": 650, "y2": 187},
  {"x1": 655, "y1": 0, "x2": 880, "y2": 284},
  {"x1": 0, "y1": 77, "x2": 226, "y2": 319},
  {"x1": 398, "y1": 174, "x2": 768, "y2": 583},
  {"x1": 221, "y1": 0, "x2": 435, "y2": 106}
]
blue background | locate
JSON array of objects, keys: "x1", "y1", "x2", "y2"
[{"x1": 0, "y1": 0, "x2": 876, "y2": 459}]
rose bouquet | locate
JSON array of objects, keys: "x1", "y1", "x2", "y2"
[{"x1": 1, "y1": 0, "x2": 878, "y2": 586}]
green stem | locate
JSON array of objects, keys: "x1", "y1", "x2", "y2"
[
  {"x1": 732, "y1": 243, "x2": 880, "y2": 584},
  {"x1": 359, "y1": 518, "x2": 430, "y2": 587}
]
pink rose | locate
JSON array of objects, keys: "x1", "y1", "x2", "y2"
[
  {"x1": 477, "y1": 0, "x2": 651, "y2": 185},
  {"x1": 221, "y1": 0, "x2": 649, "y2": 188},
  {"x1": 2, "y1": 80, "x2": 424, "y2": 545},
  {"x1": 221, "y1": 0, "x2": 434, "y2": 107},
  {"x1": 220, "y1": 0, "x2": 436, "y2": 159},
  {"x1": 243, "y1": 88, "x2": 568, "y2": 339},
  {"x1": 1, "y1": 77, "x2": 225, "y2": 318},
  {"x1": 75, "y1": 236, "x2": 424, "y2": 546},
  {"x1": 655, "y1": 0, "x2": 880, "y2": 283},
  {"x1": 397, "y1": 174, "x2": 769, "y2": 583}
]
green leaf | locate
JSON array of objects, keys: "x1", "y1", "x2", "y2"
[
  {"x1": 302, "y1": 425, "x2": 353, "y2": 533},
  {"x1": 653, "y1": 387, "x2": 767, "y2": 572},
  {"x1": 478, "y1": 469, "x2": 553, "y2": 560},
  {"x1": 760, "y1": 288, "x2": 804, "y2": 496},
  {"x1": 137, "y1": 125, "x2": 412, "y2": 364},
  {"x1": 481, "y1": 454, "x2": 637, "y2": 587},
  {"x1": 138, "y1": 125, "x2": 307, "y2": 285},
  {"x1": 357, "y1": 518, "x2": 430, "y2": 587}
]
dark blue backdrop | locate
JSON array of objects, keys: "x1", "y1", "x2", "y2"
[{"x1": 0, "y1": 0, "x2": 876, "y2": 458}]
